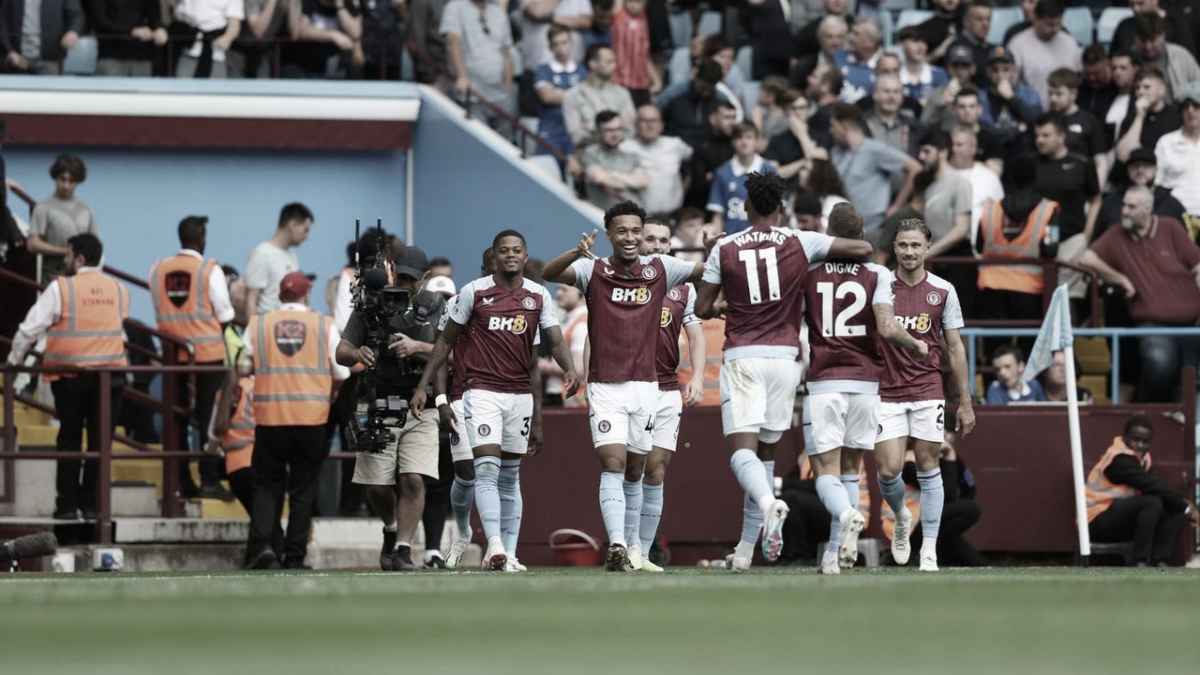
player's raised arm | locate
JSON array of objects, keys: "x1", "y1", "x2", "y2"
[
  {"x1": 543, "y1": 229, "x2": 599, "y2": 286},
  {"x1": 827, "y1": 236, "x2": 874, "y2": 261}
]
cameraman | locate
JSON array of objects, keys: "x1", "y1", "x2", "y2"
[{"x1": 335, "y1": 244, "x2": 446, "y2": 571}]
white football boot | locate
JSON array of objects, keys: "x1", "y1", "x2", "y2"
[
  {"x1": 482, "y1": 536, "x2": 507, "y2": 571},
  {"x1": 761, "y1": 499, "x2": 790, "y2": 562},
  {"x1": 837, "y1": 507, "x2": 866, "y2": 568},
  {"x1": 892, "y1": 507, "x2": 914, "y2": 566}
]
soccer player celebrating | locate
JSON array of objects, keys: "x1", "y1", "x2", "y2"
[
  {"x1": 875, "y1": 218, "x2": 976, "y2": 572},
  {"x1": 413, "y1": 231, "x2": 579, "y2": 571},
  {"x1": 544, "y1": 201, "x2": 708, "y2": 572},
  {"x1": 695, "y1": 173, "x2": 873, "y2": 571},
  {"x1": 620, "y1": 217, "x2": 707, "y2": 572},
  {"x1": 802, "y1": 204, "x2": 928, "y2": 575}
]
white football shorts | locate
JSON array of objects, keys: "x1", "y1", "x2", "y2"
[
  {"x1": 719, "y1": 357, "x2": 801, "y2": 436},
  {"x1": 651, "y1": 388, "x2": 684, "y2": 452},
  {"x1": 587, "y1": 381, "x2": 658, "y2": 454},
  {"x1": 462, "y1": 389, "x2": 535, "y2": 454},
  {"x1": 877, "y1": 399, "x2": 946, "y2": 444},
  {"x1": 447, "y1": 398, "x2": 472, "y2": 462},
  {"x1": 805, "y1": 391, "x2": 881, "y2": 455}
]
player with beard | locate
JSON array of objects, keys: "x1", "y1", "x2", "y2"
[
  {"x1": 617, "y1": 217, "x2": 707, "y2": 572},
  {"x1": 695, "y1": 173, "x2": 873, "y2": 571},
  {"x1": 413, "y1": 231, "x2": 579, "y2": 570},
  {"x1": 544, "y1": 201, "x2": 709, "y2": 572},
  {"x1": 875, "y1": 218, "x2": 976, "y2": 572}
]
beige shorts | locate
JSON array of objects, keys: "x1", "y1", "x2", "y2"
[{"x1": 352, "y1": 412, "x2": 440, "y2": 483}]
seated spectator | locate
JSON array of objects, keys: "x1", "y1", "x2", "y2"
[
  {"x1": 879, "y1": 443, "x2": 984, "y2": 567},
  {"x1": 921, "y1": 46, "x2": 980, "y2": 133},
  {"x1": 442, "y1": 0, "x2": 513, "y2": 123},
  {"x1": 1078, "y1": 46, "x2": 1116, "y2": 127},
  {"x1": 1097, "y1": 148, "x2": 1184, "y2": 240},
  {"x1": 797, "y1": 158, "x2": 849, "y2": 231},
  {"x1": 171, "y1": 0, "x2": 244, "y2": 78},
  {"x1": 830, "y1": 102, "x2": 920, "y2": 238},
  {"x1": 0, "y1": 0, "x2": 82, "y2": 74},
  {"x1": 979, "y1": 46, "x2": 1042, "y2": 140},
  {"x1": 1153, "y1": 82, "x2": 1200, "y2": 227},
  {"x1": 610, "y1": 0, "x2": 659, "y2": 106},
  {"x1": 973, "y1": 153, "x2": 1058, "y2": 322},
  {"x1": 1132, "y1": 13, "x2": 1200, "y2": 106},
  {"x1": 915, "y1": 0, "x2": 966, "y2": 67},
  {"x1": 580, "y1": 110, "x2": 649, "y2": 210},
  {"x1": 1034, "y1": 113, "x2": 1100, "y2": 243},
  {"x1": 985, "y1": 344, "x2": 1047, "y2": 404},
  {"x1": 766, "y1": 94, "x2": 830, "y2": 184},
  {"x1": 792, "y1": 191, "x2": 824, "y2": 232},
  {"x1": 708, "y1": 123, "x2": 775, "y2": 233},
  {"x1": 795, "y1": 15, "x2": 849, "y2": 95},
  {"x1": 1104, "y1": 51, "x2": 1138, "y2": 144},
  {"x1": 1116, "y1": 67, "x2": 1180, "y2": 186},
  {"x1": 621, "y1": 104, "x2": 692, "y2": 215},
  {"x1": 794, "y1": 0, "x2": 852, "y2": 64},
  {"x1": 948, "y1": 124, "x2": 1004, "y2": 236},
  {"x1": 1008, "y1": 0, "x2": 1081, "y2": 105},
  {"x1": 862, "y1": 73, "x2": 920, "y2": 158},
  {"x1": 563, "y1": 44, "x2": 636, "y2": 148},
  {"x1": 1040, "y1": 350, "x2": 1093, "y2": 404},
  {"x1": 1086, "y1": 414, "x2": 1198, "y2": 566},
  {"x1": 951, "y1": 0, "x2": 994, "y2": 84},
  {"x1": 897, "y1": 25, "x2": 949, "y2": 110},
  {"x1": 1046, "y1": 68, "x2": 1110, "y2": 190},
  {"x1": 28, "y1": 155, "x2": 96, "y2": 284},
  {"x1": 1077, "y1": 186, "x2": 1200, "y2": 402},
  {"x1": 88, "y1": 0, "x2": 167, "y2": 77},
  {"x1": 840, "y1": 16, "x2": 884, "y2": 105},
  {"x1": 535, "y1": 25, "x2": 588, "y2": 158},
  {"x1": 751, "y1": 77, "x2": 793, "y2": 146},
  {"x1": 669, "y1": 207, "x2": 706, "y2": 262},
  {"x1": 682, "y1": 99, "x2": 737, "y2": 209},
  {"x1": 1111, "y1": 0, "x2": 1196, "y2": 61}
]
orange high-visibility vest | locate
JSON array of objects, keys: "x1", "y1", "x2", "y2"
[
  {"x1": 43, "y1": 270, "x2": 129, "y2": 382},
  {"x1": 249, "y1": 309, "x2": 333, "y2": 427},
  {"x1": 219, "y1": 375, "x2": 256, "y2": 473},
  {"x1": 1085, "y1": 437, "x2": 1151, "y2": 522},
  {"x1": 151, "y1": 253, "x2": 226, "y2": 363},
  {"x1": 976, "y1": 199, "x2": 1058, "y2": 295}
]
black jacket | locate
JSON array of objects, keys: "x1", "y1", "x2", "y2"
[
  {"x1": 0, "y1": 0, "x2": 85, "y2": 62},
  {"x1": 1104, "y1": 454, "x2": 1188, "y2": 513}
]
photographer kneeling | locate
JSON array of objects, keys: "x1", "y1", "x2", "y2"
[{"x1": 336, "y1": 245, "x2": 446, "y2": 571}]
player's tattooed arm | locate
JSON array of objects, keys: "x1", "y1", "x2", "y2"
[
  {"x1": 873, "y1": 303, "x2": 928, "y2": 359},
  {"x1": 544, "y1": 229, "x2": 599, "y2": 285},
  {"x1": 943, "y1": 327, "x2": 976, "y2": 437},
  {"x1": 694, "y1": 281, "x2": 721, "y2": 319},
  {"x1": 545, "y1": 325, "x2": 580, "y2": 400},
  {"x1": 410, "y1": 320, "x2": 463, "y2": 417}
]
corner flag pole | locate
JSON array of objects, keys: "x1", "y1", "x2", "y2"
[{"x1": 1064, "y1": 342, "x2": 1091, "y2": 561}]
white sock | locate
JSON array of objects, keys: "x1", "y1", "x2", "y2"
[
  {"x1": 450, "y1": 475, "x2": 474, "y2": 539},
  {"x1": 639, "y1": 482, "x2": 664, "y2": 554},
  {"x1": 499, "y1": 459, "x2": 522, "y2": 556},
  {"x1": 599, "y1": 471, "x2": 627, "y2": 546},
  {"x1": 879, "y1": 474, "x2": 907, "y2": 515},
  {"x1": 917, "y1": 468, "x2": 944, "y2": 543},
  {"x1": 473, "y1": 456, "x2": 502, "y2": 542},
  {"x1": 623, "y1": 479, "x2": 643, "y2": 549}
]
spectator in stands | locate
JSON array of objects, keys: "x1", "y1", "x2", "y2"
[
  {"x1": 794, "y1": 0, "x2": 852, "y2": 65},
  {"x1": 426, "y1": 256, "x2": 452, "y2": 280},
  {"x1": 830, "y1": 102, "x2": 920, "y2": 238},
  {"x1": 621, "y1": 104, "x2": 691, "y2": 215},
  {"x1": 28, "y1": 155, "x2": 96, "y2": 284},
  {"x1": 669, "y1": 207, "x2": 706, "y2": 262},
  {"x1": 751, "y1": 77, "x2": 793, "y2": 145},
  {"x1": 804, "y1": 65, "x2": 843, "y2": 144},
  {"x1": 577, "y1": 0, "x2": 613, "y2": 55},
  {"x1": 744, "y1": 0, "x2": 800, "y2": 80},
  {"x1": 683, "y1": 98, "x2": 738, "y2": 209},
  {"x1": 974, "y1": 153, "x2": 1058, "y2": 322},
  {"x1": 797, "y1": 158, "x2": 849, "y2": 231},
  {"x1": 915, "y1": 0, "x2": 966, "y2": 66},
  {"x1": 359, "y1": 0, "x2": 406, "y2": 79},
  {"x1": 516, "y1": 0, "x2": 592, "y2": 101},
  {"x1": 979, "y1": 45, "x2": 1042, "y2": 140},
  {"x1": 1046, "y1": 68, "x2": 1110, "y2": 190},
  {"x1": 610, "y1": 0, "x2": 659, "y2": 106},
  {"x1": 1008, "y1": 0, "x2": 1081, "y2": 106},
  {"x1": 535, "y1": 24, "x2": 587, "y2": 159},
  {"x1": 1078, "y1": 46, "x2": 1116, "y2": 128},
  {"x1": 921, "y1": 45, "x2": 980, "y2": 133},
  {"x1": 767, "y1": 93, "x2": 830, "y2": 184},
  {"x1": 708, "y1": 122, "x2": 772, "y2": 233},
  {"x1": 985, "y1": 344, "x2": 1047, "y2": 404},
  {"x1": 694, "y1": 35, "x2": 747, "y2": 121},
  {"x1": 663, "y1": 59, "x2": 727, "y2": 151},
  {"x1": 918, "y1": 129, "x2": 976, "y2": 306},
  {"x1": 232, "y1": 0, "x2": 292, "y2": 79},
  {"x1": 1086, "y1": 414, "x2": 1198, "y2": 566},
  {"x1": 1116, "y1": 67, "x2": 1181, "y2": 183},
  {"x1": 1154, "y1": 82, "x2": 1200, "y2": 225},
  {"x1": 792, "y1": 191, "x2": 824, "y2": 231},
  {"x1": 1104, "y1": 52, "x2": 1138, "y2": 147},
  {"x1": 0, "y1": 0, "x2": 83, "y2": 74},
  {"x1": 244, "y1": 203, "x2": 312, "y2": 315},
  {"x1": 844, "y1": 15, "x2": 883, "y2": 72},
  {"x1": 1002, "y1": 0, "x2": 1036, "y2": 46},
  {"x1": 949, "y1": 87, "x2": 1007, "y2": 174},
  {"x1": 1078, "y1": 186, "x2": 1200, "y2": 402},
  {"x1": 87, "y1": 0, "x2": 167, "y2": 77},
  {"x1": 170, "y1": 0, "x2": 243, "y2": 78},
  {"x1": 949, "y1": 124, "x2": 1004, "y2": 235},
  {"x1": 1034, "y1": 113, "x2": 1101, "y2": 243},
  {"x1": 898, "y1": 25, "x2": 949, "y2": 110},
  {"x1": 1040, "y1": 350, "x2": 1093, "y2": 403},
  {"x1": 862, "y1": 73, "x2": 919, "y2": 158},
  {"x1": 442, "y1": 0, "x2": 515, "y2": 123},
  {"x1": 1111, "y1": 0, "x2": 1197, "y2": 59},
  {"x1": 951, "y1": 0, "x2": 994, "y2": 84},
  {"x1": 795, "y1": 15, "x2": 849, "y2": 94},
  {"x1": 581, "y1": 109, "x2": 649, "y2": 210},
  {"x1": 1132, "y1": 13, "x2": 1200, "y2": 103},
  {"x1": 409, "y1": 0, "x2": 450, "y2": 86},
  {"x1": 1098, "y1": 148, "x2": 1184, "y2": 239},
  {"x1": 563, "y1": 43, "x2": 636, "y2": 147}
]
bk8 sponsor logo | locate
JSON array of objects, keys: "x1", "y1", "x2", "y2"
[
  {"x1": 487, "y1": 315, "x2": 528, "y2": 334},
  {"x1": 610, "y1": 287, "x2": 652, "y2": 305},
  {"x1": 895, "y1": 313, "x2": 932, "y2": 334}
]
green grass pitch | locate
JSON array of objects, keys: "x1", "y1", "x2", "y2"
[{"x1": 2, "y1": 567, "x2": 1198, "y2": 674}]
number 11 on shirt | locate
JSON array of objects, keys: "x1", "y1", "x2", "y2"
[{"x1": 738, "y1": 248, "x2": 780, "y2": 305}]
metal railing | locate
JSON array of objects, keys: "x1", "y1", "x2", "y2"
[{"x1": 930, "y1": 256, "x2": 1102, "y2": 327}]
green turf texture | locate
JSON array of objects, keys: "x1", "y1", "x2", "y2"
[{"x1": 2, "y1": 567, "x2": 1197, "y2": 674}]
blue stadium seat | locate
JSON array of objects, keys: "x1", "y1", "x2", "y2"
[
  {"x1": 669, "y1": 10, "x2": 691, "y2": 49},
  {"x1": 698, "y1": 11, "x2": 722, "y2": 38},
  {"x1": 1063, "y1": 7, "x2": 1095, "y2": 46},
  {"x1": 1097, "y1": 7, "x2": 1133, "y2": 46},
  {"x1": 62, "y1": 36, "x2": 98, "y2": 76},
  {"x1": 988, "y1": 7, "x2": 1024, "y2": 45},
  {"x1": 882, "y1": 0, "x2": 916, "y2": 11},
  {"x1": 741, "y1": 80, "x2": 761, "y2": 121},
  {"x1": 896, "y1": 9, "x2": 933, "y2": 30},
  {"x1": 736, "y1": 45, "x2": 753, "y2": 80},
  {"x1": 668, "y1": 47, "x2": 691, "y2": 88}
]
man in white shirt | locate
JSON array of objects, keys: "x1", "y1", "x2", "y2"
[
  {"x1": 172, "y1": 0, "x2": 243, "y2": 78},
  {"x1": 948, "y1": 125, "x2": 1004, "y2": 240},
  {"x1": 1008, "y1": 0, "x2": 1082, "y2": 105},
  {"x1": 1154, "y1": 82, "x2": 1200, "y2": 218},
  {"x1": 244, "y1": 202, "x2": 313, "y2": 316},
  {"x1": 620, "y1": 105, "x2": 693, "y2": 215}
]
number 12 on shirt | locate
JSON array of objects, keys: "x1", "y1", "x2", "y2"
[
  {"x1": 816, "y1": 281, "x2": 867, "y2": 337},
  {"x1": 738, "y1": 248, "x2": 781, "y2": 305}
]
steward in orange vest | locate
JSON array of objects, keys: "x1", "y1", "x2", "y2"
[
  {"x1": 5, "y1": 233, "x2": 127, "y2": 520},
  {"x1": 1085, "y1": 415, "x2": 1198, "y2": 566},
  {"x1": 150, "y1": 216, "x2": 236, "y2": 500}
]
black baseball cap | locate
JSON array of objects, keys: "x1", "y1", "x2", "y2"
[
  {"x1": 987, "y1": 46, "x2": 1014, "y2": 65},
  {"x1": 1127, "y1": 148, "x2": 1157, "y2": 166},
  {"x1": 947, "y1": 45, "x2": 975, "y2": 66},
  {"x1": 393, "y1": 245, "x2": 429, "y2": 280}
]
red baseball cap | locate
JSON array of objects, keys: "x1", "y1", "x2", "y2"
[{"x1": 279, "y1": 271, "x2": 315, "y2": 302}]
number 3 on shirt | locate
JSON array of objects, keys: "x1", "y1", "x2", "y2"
[
  {"x1": 815, "y1": 281, "x2": 867, "y2": 337},
  {"x1": 738, "y1": 248, "x2": 781, "y2": 304}
]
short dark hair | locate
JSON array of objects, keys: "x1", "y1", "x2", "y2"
[
  {"x1": 481, "y1": 246, "x2": 495, "y2": 274},
  {"x1": 429, "y1": 256, "x2": 452, "y2": 269},
  {"x1": 1035, "y1": 112, "x2": 1067, "y2": 134},
  {"x1": 954, "y1": 85, "x2": 981, "y2": 103},
  {"x1": 830, "y1": 102, "x2": 863, "y2": 125},
  {"x1": 919, "y1": 127, "x2": 951, "y2": 151},
  {"x1": 745, "y1": 172, "x2": 789, "y2": 218},
  {"x1": 50, "y1": 154, "x2": 87, "y2": 182},
  {"x1": 793, "y1": 191, "x2": 822, "y2": 217},
  {"x1": 1123, "y1": 414, "x2": 1154, "y2": 437},
  {"x1": 177, "y1": 215, "x2": 208, "y2": 248},
  {"x1": 595, "y1": 109, "x2": 620, "y2": 128},
  {"x1": 820, "y1": 68, "x2": 844, "y2": 96},
  {"x1": 991, "y1": 343, "x2": 1025, "y2": 364},
  {"x1": 585, "y1": 43, "x2": 612, "y2": 68},
  {"x1": 67, "y1": 233, "x2": 103, "y2": 266},
  {"x1": 827, "y1": 203, "x2": 864, "y2": 239},
  {"x1": 696, "y1": 59, "x2": 723, "y2": 85},
  {"x1": 675, "y1": 206, "x2": 704, "y2": 224},
  {"x1": 1134, "y1": 12, "x2": 1166, "y2": 41},
  {"x1": 643, "y1": 216, "x2": 671, "y2": 233},
  {"x1": 968, "y1": 0, "x2": 993, "y2": 10},
  {"x1": 701, "y1": 34, "x2": 731, "y2": 60},
  {"x1": 604, "y1": 201, "x2": 646, "y2": 229},
  {"x1": 712, "y1": 99, "x2": 737, "y2": 115},
  {"x1": 1003, "y1": 152, "x2": 1040, "y2": 189},
  {"x1": 1034, "y1": 0, "x2": 1064, "y2": 20},
  {"x1": 894, "y1": 217, "x2": 932, "y2": 242},
  {"x1": 732, "y1": 122, "x2": 760, "y2": 139},
  {"x1": 547, "y1": 23, "x2": 571, "y2": 44},
  {"x1": 1082, "y1": 44, "x2": 1108, "y2": 66},
  {"x1": 1110, "y1": 49, "x2": 1138, "y2": 65},
  {"x1": 492, "y1": 228, "x2": 527, "y2": 249},
  {"x1": 278, "y1": 202, "x2": 313, "y2": 228},
  {"x1": 1047, "y1": 67, "x2": 1081, "y2": 90},
  {"x1": 1135, "y1": 65, "x2": 1167, "y2": 87}
]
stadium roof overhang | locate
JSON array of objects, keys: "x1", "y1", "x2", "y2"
[{"x1": 0, "y1": 81, "x2": 419, "y2": 151}]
